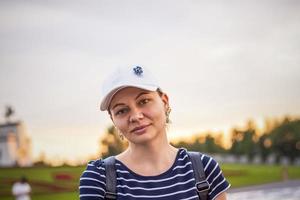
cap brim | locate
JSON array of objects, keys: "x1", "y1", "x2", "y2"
[{"x1": 100, "y1": 84, "x2": 158, "y2": 111}]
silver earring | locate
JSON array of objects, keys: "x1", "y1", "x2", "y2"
[{"x1": 166, "y1": 107, "x2": 171, "y2": 124}]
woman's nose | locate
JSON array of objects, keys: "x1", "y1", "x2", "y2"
[{"x1": 129, "y1": 108, "x2": 144, "y2": 123}]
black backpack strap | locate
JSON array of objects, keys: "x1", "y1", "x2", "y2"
[
  {"x1": 103, "y1": 156, "x2": 117, "y2": 200},
  {"x1": 188, "y1": 151, "x2": 210, "y2": 200}
]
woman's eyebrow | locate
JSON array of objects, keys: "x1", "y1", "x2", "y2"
[
  {"x1": 135, "y1": 92, "x2": 149, "y2": 100},
  {"x1": 111, "y1": 103, "x2": 125, "y2": 110},
  {"x1": 111, "y1": 92, "x2": 150, "y2": 110}
]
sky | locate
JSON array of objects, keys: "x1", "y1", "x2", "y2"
[{"x1": 0, "y1": 0, "x2": 300, "y2": 163}]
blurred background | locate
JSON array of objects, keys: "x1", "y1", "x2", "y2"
[{"x1": 0, "y1": 0, "x2": 299, "y2": 199}]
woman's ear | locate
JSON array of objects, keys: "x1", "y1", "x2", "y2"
[{"x1": 160, "y1": 93, "x2": 169, "y2": 109}]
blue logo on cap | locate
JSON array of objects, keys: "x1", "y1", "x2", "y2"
[{"x1": 133, "y1": 66, "x2": 143, "y2": 76}]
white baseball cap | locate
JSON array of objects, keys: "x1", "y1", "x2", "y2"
[{"x1": 100, "y1": 65, "x2": 160, "y2": 111}]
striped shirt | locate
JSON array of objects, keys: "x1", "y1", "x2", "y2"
[{"x1": 79, "y1": 148, "x2": 230, "y2": 200}]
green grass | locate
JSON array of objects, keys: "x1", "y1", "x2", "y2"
[
  {"x1": 0, "y1": 166, "x2": 84, "y2": 200},
  {"x1": 288, "y1": 166, "x2": 300, "y2": 179},
  {"x1": 221, "y1": 163, "x2": 300, "y2": 188},
  {"x1": 0, "y1": 164, "x2": 299, "y2": 199},
  {"x1": 1, "y1": 192, "x2": 78, "y2": 200},
  {"x1": 0, "y1": 166, "x2": 84, "y2": 181}
]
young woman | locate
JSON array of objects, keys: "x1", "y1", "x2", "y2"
[{"x1": 79, "y1": 66, "x2": 230, "y2": 200}]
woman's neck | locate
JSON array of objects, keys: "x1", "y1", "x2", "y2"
[
  {"x1": 129, "y1": 142, "x2": 177, "y2": 162},
  {"x1": 116, "y1": 134, "x2": 178, "y2": 176}
]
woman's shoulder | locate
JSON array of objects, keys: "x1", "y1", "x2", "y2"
[
  {"x1": 80, "y1": 159, "x2": 106, "y2": 177},
  {"x1": 88, "y1": 159, "x2": 105, "y2": 168},
  {"x1": 198, "y1": 152, "x2": 219, "y2": 169},
  {"x1": 181, "y1": 149, "x2": 230, "y2": 199},
  {"x1": 79, "y1": 159, "x2": 107, "y2": 199},
  {"x1": 187, "y1": 150, "x2": 222, "y2": 174},
  {"x1": 180, "y1": 148, "x2": 218, "y2": 164},
  {"x1": 79, "y1": 158, "x2": 106, "y2": 186}
]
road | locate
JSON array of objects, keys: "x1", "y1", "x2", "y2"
[{"x1": 227, "y1": 180, "x2": 300, "y2": 200}]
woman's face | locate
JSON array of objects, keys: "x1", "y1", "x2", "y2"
[{"x1": 109, "y1": 87, "x2": 169, "y2": 145}]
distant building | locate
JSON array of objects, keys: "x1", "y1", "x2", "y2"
[{"x1": 0, "y1": 121, "x2": 32, "y2": 167}]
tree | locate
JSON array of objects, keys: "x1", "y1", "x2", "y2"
[
  {"x1": 202, "y1": 134, "x2": 226, "y2": 154},
  {"x1": 257, "y1": 133, "x2": 273, "y2": 162},
  {"x1": 229, "y1": 120, "x2": 258, "y2": 161},
  {"x1": 229, "y1": 128, "x2": 245, "y2": 157},
  {"x1": 172, "y1": 133, "x2": 226, "y2": 154},
  {"x1": 268, "y1": 118, "x2": 300, "y2": 163},
  {"x1": 99, "y1": 125, "x2": 128, "y2": 158}
]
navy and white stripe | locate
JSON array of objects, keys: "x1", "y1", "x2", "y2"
[{"x1": 79, "y1": 148, "x2": 230, "y2": 200}]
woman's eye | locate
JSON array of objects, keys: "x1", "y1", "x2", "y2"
[
  {"x1": 115, "y1": 108, "x2": 128, "y2": 115},
  {"x1": 139, "y1": 99, "x2": 150, "y2": 105}
]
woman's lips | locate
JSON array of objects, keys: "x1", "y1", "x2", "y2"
[{"x1": 131, "y1": 124, "x2": 150, "y2": 135}]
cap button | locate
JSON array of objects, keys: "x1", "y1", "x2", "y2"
[{"x1": 133, "y1": 66, "x2": 143, "y2": 76}]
